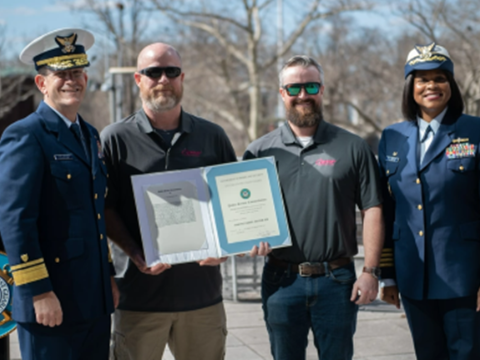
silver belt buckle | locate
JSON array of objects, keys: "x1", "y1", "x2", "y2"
[{"x1": 298, "y1": 262, "x2": 313, "y2": 277}]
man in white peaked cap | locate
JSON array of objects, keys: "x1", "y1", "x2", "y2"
[{"x1": 0, "y1": 28, "x2": 118, "y2": 360}]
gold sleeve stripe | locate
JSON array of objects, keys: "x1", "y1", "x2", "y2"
[
  {"x1": 12, "y1": 264, "x2": 49, "y2": 286},
  {"x1": 10, "y1": 258, "x2": 45, "y2": 271},
  {"x1": 108, "y1": 244, "x2": 113, "y2": 263},
  {"x1": 379, "y1": 262, "x2": 394, "y2": 267},
  {"x1": 382, "y1": 249, "x2": 393, "y2": 253}
]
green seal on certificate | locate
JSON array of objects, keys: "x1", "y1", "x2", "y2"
[
  {"x1": 240, "y1": 189, "x2": 251, "y2": 199},
  {"x1": 131, "y1": 157, "x2": 292, "y2": 264}
]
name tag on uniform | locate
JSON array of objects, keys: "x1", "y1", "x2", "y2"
[
  {"x1": 386, "y1": 156, "x2": 399, "y2": 162},
  {"x1": 54, "y1": 154, "x2": 74, "y2": 161}
]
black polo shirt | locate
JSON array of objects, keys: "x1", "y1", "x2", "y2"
[
  {"x1": 101, "y1": 108, "x2": 236, "y2": 312},
  {"x1": 244, "y1": 121, "x2": 382, "y2": 263}
]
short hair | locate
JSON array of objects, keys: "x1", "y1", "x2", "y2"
[
  {"x1": 279, "y1": 55, "x2": 324, "y2": 86},
  {"x1": 402, "y1": 70, "x2": 464, "y2": 121},
  {"x1": 37, "y1": 67, "x2": 50, "y2": 76}
]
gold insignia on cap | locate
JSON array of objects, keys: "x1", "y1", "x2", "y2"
[
  {"x1": 55, "y1": 33, "x2": 77, "y2": 54},
  {"x1": 415, "y1": 43, "x2": 436, "y2": 60},
  {"x1": 408, "y1": 42, "x2": 447, "y2": 66},
  {"x1": 21, "y1": 254, "x2": 29, "y2": 263}
]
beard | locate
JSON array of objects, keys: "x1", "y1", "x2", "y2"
[
  {"x1": 141, "y1": 84, "x2": 183, "y2": 113},
  {"x1": 286, "y1": 98, "x2": 323, "y2": 128}
]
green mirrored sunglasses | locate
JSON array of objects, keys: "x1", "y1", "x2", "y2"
[{"x1": 282, "y1": 82, "x2": 322, "y2": 96}]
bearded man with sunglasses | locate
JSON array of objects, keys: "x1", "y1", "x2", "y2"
[
  {"x1": 244, "y1": 55, "x2": 384, "y2": 360},
  {"x1": 101, "y1": 43, "x2": 239, "y2": 360}
]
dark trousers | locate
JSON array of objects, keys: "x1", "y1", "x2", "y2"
[
  {"x1": 402, "y1": 294, "x2": 480, "y2": 360},
  {"x1": 17, "y1": 315, "x2": 111, "y2": 360}
]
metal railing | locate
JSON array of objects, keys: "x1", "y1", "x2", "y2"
[{"x1": 221, "y1": 209, "x2": 365, "y2": 301}]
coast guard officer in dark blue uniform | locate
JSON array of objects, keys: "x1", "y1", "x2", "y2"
[
  {"x1": 0, "y1": 28, "x2": 119, "y2": 360},
  {"x1": 379, "y1": 43, "x2": 480, "y2": 360}
]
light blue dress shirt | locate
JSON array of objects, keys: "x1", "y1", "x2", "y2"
[{"x1": 417, "y1": 107, "x2": 448, "y2": 164}]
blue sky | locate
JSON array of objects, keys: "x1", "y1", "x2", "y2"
[
  {"x1": 1, "y1": 1, "x2": 407, "y2": 60},
  {"x1": 1, "y1": 0, "x2": 112, "y2": 59}
]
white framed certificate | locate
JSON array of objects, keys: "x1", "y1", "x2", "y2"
[{"x1": 131, "y1": 157, "x2": 291, "y2": 265}]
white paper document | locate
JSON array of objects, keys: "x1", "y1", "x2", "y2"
[
  {"x1": 144, "y1": 181, "x2": 208, "y2": 254},
  {"x1": 131, "y1": 157, "x2": 291, "y2": 265},
  {"x1": 215, "y1": 169, "x2": 280, "y2": 244}
]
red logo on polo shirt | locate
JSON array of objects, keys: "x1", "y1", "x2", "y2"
[
  {"x1": 315, "y1": 159, "x2": 336, "y2": 166},
  {"x1": 182, "y1": 148, "x2": 202, "y2": 157}
]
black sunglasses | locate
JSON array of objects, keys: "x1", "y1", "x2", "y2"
[
  {"x1": 138, "y1": 66, "x2": 182, "y2": 79},
  {"x1": 282, "y1": 82, "x2": 322, "y2": 96}
]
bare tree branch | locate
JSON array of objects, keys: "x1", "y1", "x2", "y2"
[
  {"x1": 150, "y1": 0, "x2": 250, "y2": 31},
  {"x1": 0, "y1": 76, "x2": 37, "y2": 118},
  {"x1": 261, "y1": 0, "x2": 372, "y2": 70},
  {"x1": 342, "y1": 100, "x2": 382, "y2": 132},
  {"x1": 189, "y1": 92, "x2": 246, "y2": 132}
]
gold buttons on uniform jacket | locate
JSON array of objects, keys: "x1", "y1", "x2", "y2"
[
  {"x1": 417, "y1": 205, "x2": 423, "y2": 210},
  {"x1": 419, "y1": 231, "x2": 424, "y2": 236},
  {"x1": 386, "y1": 170, "x2": 390, "y2": 174},
  {"x1": 393, "y1": 152, "x2": 398, "y2": 156},
  {"x1": 100, "y1": 234, "x2": 104, "y2": 240},
  {"x1": 98, "y1": 213, "x2": 101, "y2": 220},
  {"x1": 67, "y1": 174, "x2": 71, "y2": 180},
  {"x1": 416, "y1": 178, "x2": 421, "y2": 184},
  {"x1": 94, "y1": 193, "x2": 98, "y2": 200},
  {"x1": 459, "y1": 165, "x2": 464, "y2": 171},
  {"x1": 55, "y1": 258, "x2": 60, "y2": 263}
]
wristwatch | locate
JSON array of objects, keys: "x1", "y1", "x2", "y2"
[{"x1": 362, "y1": 266, "x2": 381, "y2": 279}]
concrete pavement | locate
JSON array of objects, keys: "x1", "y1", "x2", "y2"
[
  {"x1": 223, "y1": 301, "x2": 415, "y2": 360},
  {"x1": 147, "y1": 300, "x2": 415, "y2": 360},
  {"x1": 8, "y1": 248, "x2": 416, "y2": 359},
  {"x1": 7, "y1": 300, "x2": 415, "y2": 360}
]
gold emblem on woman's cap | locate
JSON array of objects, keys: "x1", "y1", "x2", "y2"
[{"x1": 414, "y1": 43, "x2": 436, "y2": 60}]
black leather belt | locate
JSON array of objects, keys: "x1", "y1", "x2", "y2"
[{"x1": 267, "y1": 255, "x2": 352, "y2": 277}]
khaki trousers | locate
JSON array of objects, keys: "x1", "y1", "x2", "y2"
[{"x1": 112, "y1": 302, "x2": 227, "y2": 360}]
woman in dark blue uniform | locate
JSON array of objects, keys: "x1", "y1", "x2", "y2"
[{"x1": 378, "y1": 43, "x2": 480, "y2": 360}]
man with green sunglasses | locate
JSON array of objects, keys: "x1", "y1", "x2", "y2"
[
  {"x1": 282, "y1": 81, "x2": 322, "y2": 96},
  {"x1": 244, "y1": 55, "x2": 384, "y2": 360}
]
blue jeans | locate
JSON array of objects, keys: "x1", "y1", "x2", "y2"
[{"x1": 262, "y1": 261, "x2": 358, "y2": 360}]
